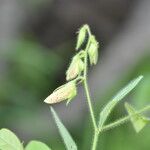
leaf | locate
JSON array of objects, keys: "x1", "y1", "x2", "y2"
[
  {"x1": 0, "y1": 128, "x2": 23, "y2": 150},
  {"x1": 125, "y1": 102, "x2": 149, "y2": 133},
  {"x1": 98, "y1": 75, "x2": 143, "y2": 129},
  {"x1": 50, "y1": 107, "x2": 77, "y2": 150},
  {"x1": 25, "y1": 140, "x2": 51, "y2": 150}
]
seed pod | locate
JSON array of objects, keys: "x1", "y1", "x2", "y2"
[
  {"x1": 76, "y1": 24, "x2": 89, "y2": 50},
  {"x1": 44, "y1": 82, "x2": 77, "y2": 104},
  {"x1": 66, "y1": 55, "x2": 84, "y2": 81},
  {"x1": 88, "y1": 35, "x2": 99, "y2": 65}
]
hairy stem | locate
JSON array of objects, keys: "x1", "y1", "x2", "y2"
[{"x1": 101, "y1": 105, "x2": 150, "y2": 132}]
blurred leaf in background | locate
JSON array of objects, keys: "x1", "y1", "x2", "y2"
[
  {"x1": 131, "y1": 55, "x2": 150, "y2": 109},
  {"x1": 0, "y1": 38, "x2": 63, "y2": 127}
]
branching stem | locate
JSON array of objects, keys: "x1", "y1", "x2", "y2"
[
  {"x1": 101, "y1": 105, "x2": 150, "y2": 132},
  {"x1": 80, "y1": 25, "x2": 150, "y2": 150}
]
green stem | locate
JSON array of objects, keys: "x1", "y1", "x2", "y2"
[
  {"x1": 82, "y1": 28, "x2": 99, "y2": 150},
  {"x1": 91, "y1": 132, "x2": 99, "y2": 150},
  {"x1": 83, "y1": 74, "x2": 97, "y2": 130},
  {"x1": 101, "y1": 105, "x2": 150, "y2": 132},
  {"x1": 83, "y1": 34, "x2": 97, "y2": 131}
]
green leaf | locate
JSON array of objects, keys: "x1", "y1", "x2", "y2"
[
  {"x1": 50, "y1": 107, "x2": 77, "y2": 150},
  {"x1": 125, "y1": 102, "x2": 149, "y2": 133},
  {"x1": 25, "y1": 140, "x2": 51, "y2": 150},
  {"x1": 98, "y1": 75, "x2": 143, "y2": 129},
  {"x1": 0, "y1": 128, "x2": 23, "y2": 150}
]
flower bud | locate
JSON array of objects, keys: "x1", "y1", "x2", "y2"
[
  {"x1": 66, "y1": 55, "x2": 84, "y2": 81},
  {"x1": 88, "y1": 35, "x2": 99, "y2": 65},
  {"x1": 44, "y1": 82, "x2": 77, "y2": 104},
  {"x1": 76, "y1": 24, "x2": 89, "y2": 50}
]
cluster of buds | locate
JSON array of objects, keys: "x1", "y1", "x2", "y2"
[{"x1": 44, "y1": 24, "x2": 99, "y2": 105}]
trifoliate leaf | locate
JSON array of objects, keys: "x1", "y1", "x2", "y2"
[
  {"x1": 50, "y1": 107, "x2": 78, "y2": 150},
  {"x1": 25, "y1": 140, "x2": 51, "y2": 150},
  {"x1": 0, "y1": 128, "x2": 24, "y2": 150},
  {"x1": 98, "y1": 76, "x2": 143, "y2": 129},
  {"x1": 125, "y1": 102, "x2": 149, "y2": 133}
]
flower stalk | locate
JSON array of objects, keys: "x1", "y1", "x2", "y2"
[
  {"x1": 44, "y1": 24, "x2": 150, "y2": 150},
  {"x1": 82, "y1": 25, "x2": 99, "y2": 150}
]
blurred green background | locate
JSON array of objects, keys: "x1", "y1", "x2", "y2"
[{"x1": 0, "y1": 0, "x2": 150, "y2": 149}]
